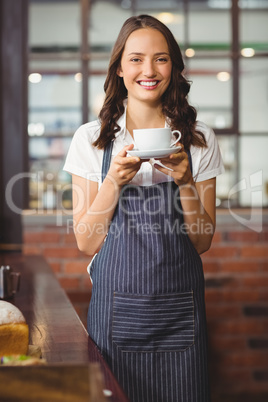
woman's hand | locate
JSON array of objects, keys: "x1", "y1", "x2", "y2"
[
  {"x1": 154, "y1": 143, "x2": 193, "y2": 186},
  {"x1": 107, "y1": 144, "x2": 142, "y2": 187}
]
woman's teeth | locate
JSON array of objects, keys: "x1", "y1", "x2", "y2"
[{"x1": 139, "y1": 81, "x2": 158, "y2": 87}]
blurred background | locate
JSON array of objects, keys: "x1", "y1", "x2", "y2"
[
  {"x1": 0, "y1": 1, "x2": 268, "y2": 401},
  {"x1": 27, "y1": 0, "x2": 268, "y2": 210}
]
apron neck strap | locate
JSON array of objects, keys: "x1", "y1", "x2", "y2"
[
  {"x1": 101, "y1": 141, "x2": 113, "y2": 182},
  {"x1": 186, "y1": 149, "x2": 193, "y2": 174}
]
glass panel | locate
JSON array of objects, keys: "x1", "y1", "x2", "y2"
[
  {"x1": 216, "y1": 135, "x2": 237, "y2": 208},
  {"x1": 239, "y1": 5, "x2": 268, "y2": 206},
  {"x1": 28, "y1": 137, "x2": 72, "y2": 210},
  {"x1": 186, "y1": 59, "x2": 232, "y2": 129},
  {"x1": 137, "y1": 11, "x2": 185, "y2": 43},
  {"x1": 240, "y1": 9, "x2": 268, "y2": 54},
  {"x1": 28, "y1": 68, "x2": 81, "y2": 210},
  {"x1": 29, "y1": 0, "x2": 80, "y2": 49},
  {"x1": 89, "y1": 73, "x2": 106, "y2": 121},
  {"x1": 239, "y1": 136, "x2": 268, "y2": 207},
  {"x1": 88, "y1": 57, "x2": 109, "y2": 121},
  {"x1": 29, "y1": 73, "x2": 82, "y2": 135},
  {"x1": 90, "y1": 1, "x2": 132, "y2": 51},
  {"x1": 188, "y1": 5, "x2": 231, "y2": 55},
  {"x1": 136, "y1": 0, "x2": 181, "y2": 10},
  {"x1": 240, "y1": 0, "x2": 268, "y2": 8},
  {"x1": 240, "y1": 58, "x2": 268, "y2": 133}
]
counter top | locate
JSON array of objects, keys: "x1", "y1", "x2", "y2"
[{"x1": 0, "y1": 253, "x2": 129, "y2": 401}]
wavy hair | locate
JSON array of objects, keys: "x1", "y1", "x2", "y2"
[{"x1": 93, "y1": 14, "x2": 206, "y2": 150}]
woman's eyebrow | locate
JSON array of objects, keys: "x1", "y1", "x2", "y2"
[{"x1": 127, "y1": 52, "x2": 170, "y2": 56}]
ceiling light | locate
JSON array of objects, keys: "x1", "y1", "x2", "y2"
[
  {"x1": 185, "y1": 48, "x2": 195, "y2": 58},
  {"x1": 217, "y1": 72, "x2": 230, "y2": 82},
  {"x1": 241, "y1": 48, "x2": 255, "y2": 57},
  {"x1": 157, "y1": 13, "x2": 175, "y2": 25},
  {"x1": 74, "y1": 72, "x2": 82, "y2": 82},
  {"x1": 28, "y1": 123, "x2": 45, "y2": 136},
  {"x1": 28, "y1": 73, "x2": 42, "y2": 84}
]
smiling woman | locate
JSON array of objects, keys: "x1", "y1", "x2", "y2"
[{"x1": 63, "y1": 14, "x2": 224, "y2": 402}]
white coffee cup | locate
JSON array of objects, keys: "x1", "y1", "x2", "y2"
[{"x1": 133, "y1": 128, "x2": 181, "y2": 151}]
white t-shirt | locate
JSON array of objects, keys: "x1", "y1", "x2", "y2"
[{"x1": 63, "y1": 107, "x2": 224, "y2": 187}]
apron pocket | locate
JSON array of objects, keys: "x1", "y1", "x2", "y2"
[{"x1": 112, "y1": 291, "x2": 194, "y2": 353}]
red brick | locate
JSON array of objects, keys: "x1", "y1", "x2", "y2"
[
  {"x1": 24, "y1": 231, "x2": 61, "y2": 244},
  {"x1": 203, "y1": 246, "x2": 239, "y2": 258},
  {"x1": 211, "y1": 231, "x2": 222, "y2": 243},
  {"x1": 58, "y1": 276, "x2": 80, "y2": 291},
  {"x1": 226, "y1": 231, "x2": 260, "y2": 242},
  {"x1": 203, "y1": 261, "x2": 220, "y2": 273},
  {"x1": 205, "y1": 289, "x2": 260, "y2": 302},
  {"x1": 219, "y1": 261, "x2": 260, "y2": 273},
  {"x1": 49, "y1": 262, "x2": 61, "y2": 273},
  {"x1": 208, "y1": 336, "x2": 247, "y2": 351},
  {"x1": 260, "y1": 261, "x2": 268, "y2": 272},
  {"x1": 206, "y1": 304, "x2": 241, "y2": 319},
  {"x1": 259, "y1": 228, "x2": 268, "y2": 242},
  {"x1": 205, "y1": 289, "x2": 222, "y2": 302},
  {"x1": 63, "y1": 233, "x2": 77, "y2": 244},
  {"x1": 241, "y1": 246, "x2": 268, "y2": 258},
  {"x1": 67, "y1": 291, "x2": 91, "y2": 303},
  {"x1": 242, "y1": 276, "x2": 268, "y2": 287},
  {"x1": 227, "y1": 289, "x2": 260, "y2": 302},
  {"x1": 22, "y1": 245, "x2": 42, "y2": 255},
  {"x1": 210, "y1": 319, "x2": 268, "y2": 336},
  {"x1": 64, "y1": 261, "x2": 89, "y2": 274},
  {"x1": 214, "y1": 368, "x2": 252, "y2": 383},
  {"x1": 220, "y1": 351, "x2": 268, "y2": 368},
  {"x1": 259, "y1": 291, "x2": 268, "y2": 302},
  {"x1": 82, "y1": 275, "x2": 92, "y2": 289},
  {"x1": 43, "y1": 247, "x2": 80, "y2": 258}
]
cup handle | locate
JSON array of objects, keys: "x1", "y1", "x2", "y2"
[
  {"x1": 11, "y1": 272, "x2": 20, "y2": 294},
  {"x1": 170, "y1": 130, "x2": 182, "y2": 147}
]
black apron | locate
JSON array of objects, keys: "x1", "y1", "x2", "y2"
[{"x1": 88, "y1": 141, "x2": 211, "y2": 402}]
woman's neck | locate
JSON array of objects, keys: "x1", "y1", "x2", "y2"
[{"x1": 126, "y1": 99, "x2": 165, "y2": 137}]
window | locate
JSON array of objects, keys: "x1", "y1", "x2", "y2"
[{"x1": 28, "y1": 0, "x2": 268, "y2": 210}]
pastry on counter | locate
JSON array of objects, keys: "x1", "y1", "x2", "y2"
[{"x1": 0, "y1": 300, "x2": 29, "y2": 356}]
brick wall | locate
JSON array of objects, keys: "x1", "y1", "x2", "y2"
[
  {"x1": 22, "y1": 210, "x2": 268, "y2": 401},
  {"x1": 23, "y1": 224, "x2": 92, "y2": 326},
  {"x1": 202, "y1": 223, "x2": 268, "y2": 401}
]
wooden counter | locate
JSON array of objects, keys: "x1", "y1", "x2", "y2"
[{"x1": 0, "y1": 253, "x2": 129, "y2": 401}]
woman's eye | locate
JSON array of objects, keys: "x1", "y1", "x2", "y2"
[
  {"x1": 157, "y1": 57, "x2": 168, "y2": 62},
  {"x1": 131, "y1": 58, "x2": 141, "y2": 62}
]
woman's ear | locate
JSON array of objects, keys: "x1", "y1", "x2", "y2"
[{"x1": 117, "y1": 65, "x2": 123, "y2": 77}]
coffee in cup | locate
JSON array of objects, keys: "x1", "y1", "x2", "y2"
[{"x1": 133, "y1": 128, "x2": 181, "y2": 151}]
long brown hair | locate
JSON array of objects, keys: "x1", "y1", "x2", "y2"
[{"x1": 93, "y1": 14, "x2": 206, "y2": 150}]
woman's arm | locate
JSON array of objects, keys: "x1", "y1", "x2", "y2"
[
  {"x1": 179, "y1": 177, "x2": 216, "y2": 254},
  {"x1": 154, "y1": 145, "x2": 216, "y2": 254},
  {"x1": 72, "y1": 144, "x2": 142, "y2": 255}
]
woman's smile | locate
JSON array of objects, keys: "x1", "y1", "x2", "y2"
[{"x1": 137, "y1": 80, "x2": 160, "y2": 89}]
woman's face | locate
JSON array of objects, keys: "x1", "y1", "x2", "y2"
[{"x1": 117, "y1": 28, "x2": 172, "y2": 106}]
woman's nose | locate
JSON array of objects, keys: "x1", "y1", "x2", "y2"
[{"x1": 143, "y1": 61, "x2": 156, "y2": 77}]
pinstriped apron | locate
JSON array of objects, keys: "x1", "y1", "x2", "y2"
[{"x1": 87, "y1": 141, "x2": 211, "y2": 402}]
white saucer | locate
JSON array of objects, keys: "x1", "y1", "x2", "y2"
[{"x1": 127, "y1": 146, "x2": 181, "y2": 159}]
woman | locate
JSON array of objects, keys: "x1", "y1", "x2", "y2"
[{"x1": 64, "y1": 14, "x2": 224, "y2": 402}]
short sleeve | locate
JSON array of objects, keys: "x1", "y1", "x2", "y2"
[
  {"x1": 63, "y1": 122, "x2": 103, "y2": 182},
  {"x1": 191, "y1": 122, "x2": 225, "y2": 182}
]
